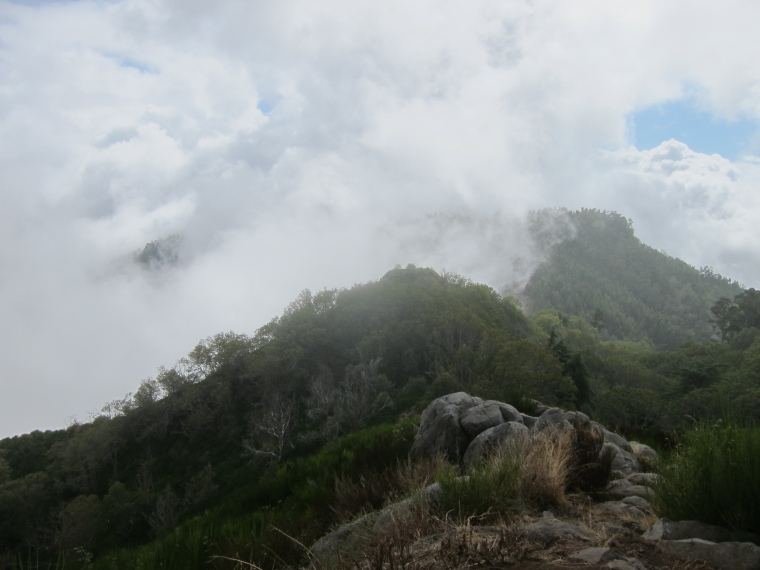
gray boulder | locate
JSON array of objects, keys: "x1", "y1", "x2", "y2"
[
  {"x1": 594, "y1": 423, "x2": 633, "y2": 453},
  {"x1": 534, "y1": 408, "x2": 573, "y2": 432},
  {"x1": 592, "y1": 501, "x2": 649, "y2": 528},
  {"x1": 605, "y1": 478, "x2": 632, "y2": 492},
  {"x1": 520, "y1": 414, "x2": 538, "y2": 429},
  {"x1": 310, "y1": 511, "x2": 377, "y2": 564},
  {"x1": 519, "y1": 512, "x2": 595, "y2": 544},
  {"x1": 462, "y1": 421, "x2": 529, "y2": 467},
  {"x1": 372, "y1": 498, "x2": 415, "y2": 534},
  {"x1": 629, "y1": 441, "x2": 659, "y2": 468},
  {"x1": 627, "y1": 472, "x2": 659, "y2": 486},
  {"x1": 657, "y1": 539, "x2": 760, "y2": 570},
  {"x1": 409, "y1": 392, "x2": 482, "y2": 462},
  {"x1": 570, "y1": 546, "x2": 617, "y2": 564},
  {"x1": 535, "y1": 408, "x2": 592, "y2": 434},
  {"x1": 621, "y1": 495, "x2": 653, "y2": 511},
  {"x1": 607, "y1": 559, "x2": 647, "y2": 570},
  {"x1": 497, "y1": 402, "x2": 524, "y2": 423},
  {"x1": 459, "y1": 401, "x2": 507, "y2": 439},
  {"x1": 643, "y1": 518, "x2": 760, "y2": 545},
  {"x1": 599, "y1": 442, "x2": 640, "y2": 476},
  {"x1": 599, "y1": 483, "x2": 653, "y2": 501},
  {"x1": 424, "y1": 482, "x2": 443, "y2": 504}
]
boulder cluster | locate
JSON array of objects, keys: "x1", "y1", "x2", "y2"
[
  {"x1": 409, "y1": 392, "x2": 646, "y2": 478},
  {"x1": 310, "y1": 393, "x2": 760, "y2": 569}
]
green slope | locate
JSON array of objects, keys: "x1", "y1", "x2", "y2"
[
  {"x1": 524, "y1": 209, "x2": 743, "y2": 349},
  {"x1": 1, "y1": 222, "x2": 757, "y2": 570}
]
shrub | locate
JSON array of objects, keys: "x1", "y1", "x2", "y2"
[
  {"x1": 654, "y1": 423, "x2": 760, "y2": 534},
  {"x1": 566, "y1": 420, "x2": 609, "y2": 492},
  {"x1": 436, "y1": 449, "x2": 521, "y2": 523},
  {"x1": 331, "y1": 455, "x2": 443, "y2": 523},
  {"x1": 434, "y1": 424, "x2": 607, "y2": 521}
]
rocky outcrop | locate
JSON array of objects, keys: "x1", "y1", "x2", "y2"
[
  {"x1": 643, "y1": 518, "x2": 760, "y2": 570},
  {"x1": 310, "y1": 393, "x2": 760, "y2": 570},
  {"x1": 461, "y1": 421, "x2": 528, "y2": 467},
  {"x1": 411, "y1": 392, "x2": 645, "y2": 478},
  {"x1": 656, "y1": 539, "x2": 760, "y2": 570},
  {"x1": 409, "y1": 392, "x2": 482, "y2": 462},
  {"x1": 459, "y1": 401, "x2": 522, "y2": 439}
]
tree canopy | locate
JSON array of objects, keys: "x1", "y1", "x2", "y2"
[{"x1": 524, "y1": 209, "x2": 743, "y2": 349}]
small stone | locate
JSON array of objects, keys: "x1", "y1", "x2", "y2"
[
  {"x1": 621, "y1": 495, "x2": 652, "y2": 510},
  {"x1": 571, "y1": 546, "x2": 617, "y2": 564},
  {"x1": 425, "y1": 482, "x2": 442, "y2": 503},
  {"x1": 592, "y1": 501, "x2": 648, "y2": 528},
  {"x1": 520, "y1": 516, "x2": 595, "y2": 544},
  {"x1": 599, "y1": 483, "x2": 653, "y2": 501},
  {"x1": 627, "y1": 472, "x2": 659, "y2": 486},
  {"x1": 605, "y1": 479, "x2": 632, "y2": 491},
  {"x1": 607, "y1": 558, "x2": 646, "y2": 570}
]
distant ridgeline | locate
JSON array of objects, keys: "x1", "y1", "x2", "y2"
[
  {"x1": 2, "y1": 243, "x2": 760, "y2": 569},
  {"x1": 524, "y1": 209, "x2": 743, "y2": 349}
]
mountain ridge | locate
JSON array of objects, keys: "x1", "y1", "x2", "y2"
[
  {"x1": 524, "y1": 208, "x2": 743, "y2": 349},
  {"x1": 1, "y1": 208, "x2": 757, "y2": 569}
]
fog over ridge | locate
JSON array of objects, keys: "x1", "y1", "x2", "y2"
[{"x1": 2, "y1": 0, "x2": 760, "y2": 436}]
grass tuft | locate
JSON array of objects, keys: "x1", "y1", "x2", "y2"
[
  {"x1": 436, "y1": 448, "x2": 521, "y2": 522},
  {"x1": 654, "y1": 422, "x2": 760, "y2": 534},
  {"x1": 518, "y1": 429, "x2": 573, "y2": 508},
  {"x1": 435, "y1": 427, "x2": 587, "y2": 522}
]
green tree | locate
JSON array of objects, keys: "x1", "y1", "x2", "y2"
[
  {"x1": 56, "y1": 494, "x2": 101, "y2": 551},
  {"x1": 475, "y1": 337, "x2": 575, "y2": 406},
  {"x1": 711, "y1": 289, "x2": 760, "y2": 342}
]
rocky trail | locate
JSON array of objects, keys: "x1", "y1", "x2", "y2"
[{"x1": 306, "y1": 393, "x2": 760, "y2": 570}]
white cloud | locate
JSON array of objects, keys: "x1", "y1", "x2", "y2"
[
  {"x1": 2, "y1": 0, "x2": 760, "y2": 436},
  {"x1": 591, "y1": 141, "x2": 760, "y2": 286}
]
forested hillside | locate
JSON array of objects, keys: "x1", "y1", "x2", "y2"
[
  {"x1": 525, "y1": 209, "x2": 743, "y2": 349},
  {"x1": 1, "y1": 224, "x2": 759, "y2": 569},
  {"x1": 0, "y1": 267, "x2": 577, "y2": 569}
]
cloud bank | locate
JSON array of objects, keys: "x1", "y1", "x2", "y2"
[{"x1": 1, "y1": 0, "x2": 760, "y2": 436}]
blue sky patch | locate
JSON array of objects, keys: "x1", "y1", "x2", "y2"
[
  {"x1": 257, "y1": 100, "x2": 274, "y2": 115},
  {"x1": 115, "y1": 56, "x2": 157, "y2": 74},
  {"x1": 10, "y1": 0, "x2": 95, "y2": 5},
  {"x1": 257, "y1": 94, "x2": 283, "y2": 115},
  {"x1": 630, "y1": 99, "x2": 758, "y2": 160},
  {"x1": 99, "y1": 51, "x2": 157, "y2": 74}
]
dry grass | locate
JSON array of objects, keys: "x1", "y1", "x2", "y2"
[
  {"x1": 434, "y1": 425, "x2": 608, "y2": 520},
  {"x1": 518, "y1": 429, "x2": 573, "y2": 509},
  {"x1": 319, "y1": 424, "x2": 617, "y2": 569},
  {"x1": 331, "y1": 456, "x2": 445, "y2": 523},
  {"x1": 348, "y1": 517, "x2": 533, "y2": 570},
  {"x1": 566, "y1": 421, "x2": 609, "y2": 491}
]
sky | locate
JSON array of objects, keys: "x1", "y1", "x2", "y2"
[{"x1": 2, "y1": 0, "x2": 760, "y2": 437}]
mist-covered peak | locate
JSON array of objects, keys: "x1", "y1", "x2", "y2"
[{"x1": 134, "y1": 234, "x2": 184, "y2": 271}]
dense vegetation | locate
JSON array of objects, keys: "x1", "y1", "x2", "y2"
[
  {"x1": 524, "y1": 209, "x2": 743, "y2": 349},
  {"x1": 1, "y1": 209, "x2": 759, "y2": 569},
  {"x1": 655, "y1": 423, "x2": 760, "y2": 535}
]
